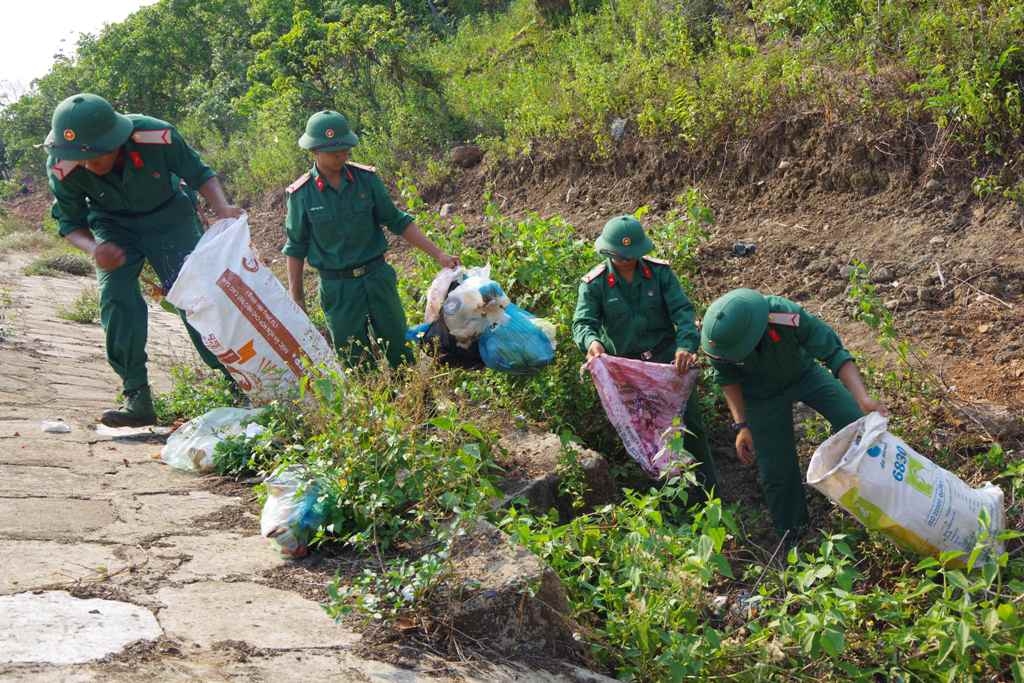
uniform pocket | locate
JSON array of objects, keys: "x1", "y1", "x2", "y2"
[
  {"x1": 346, "y1": 197, "x2": 374, "y2": 219},
  {"x1": 604, "y1": 296, "x2": 631, "y2": 322},
  {"x1": 307, "y1": 207, "x2": 342, "y2": 246},
  {"x1": 641, "y1": 283, "x2": 662, "y2": 311}
]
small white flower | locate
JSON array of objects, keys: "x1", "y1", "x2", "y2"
[{"x1": 401, "y1": 585, "x2": 415, "y2": 602}]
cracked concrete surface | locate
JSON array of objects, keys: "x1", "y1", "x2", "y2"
[{"x1": 0, "y1": 259, "x2": 600, "y2": 682}]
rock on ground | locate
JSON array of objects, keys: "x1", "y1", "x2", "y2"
[{"x1": 439, "y1": 521, "x2": 585, "y2": 662}]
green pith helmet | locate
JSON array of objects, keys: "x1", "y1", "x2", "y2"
[
  {"x1": 594, "y1": 215, "x2": 653, "y2": 259},
  {"x1": 299, "y1": 110, "x2": 359, "y2": 151},
  {"x1": 45, "y1": 93, "x2": 133, "y2": 161},
  {"x1": 700, "y1": 288, "x2": 770, "y2": 362}
]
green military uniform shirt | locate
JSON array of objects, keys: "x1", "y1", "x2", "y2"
[
  {"x1": 706, "y1": 295, "x2": 860, "y2": 536},
  {"x1": 47, "y1": 115, "x2": 215, "y2": 235},
  {"x1": 282, "y1": 163, "x2": 414, "y2": 271},
  {"x1": 571, "y1": 256, "x2": 717, "y2": 492},
  {"x1": 572, "y1": 257, "x2": 700, "y2": 362},
  {"x1": 708, "y1": 296, "x2": 854, "y2": 399},
  {"x1": 45, "y1": 114, "x2": 225, "y2": 395}
]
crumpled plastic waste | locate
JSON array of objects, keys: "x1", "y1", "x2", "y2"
[
  {"x1": 586, "y1": 354, "x2": 698, "y2": 478},
  {"x1": 41, "y1": 420, "x2": 71, "y2": 434},
  {"x1": 160, "y1": 407, "x2": 263, "y2": 473},
  {"x1": 478, "y1": 304, "x2": 556, "y2": 374},
  {"x1": 443, "y1": 273, "x2": 511, "y2": 344},
  {"x1": 260, "y1": 466, "x2": 328, "y2": 558},
  {"x1": 423, "y1": 266, "x2": 466, "y2": 324},
  {"x1": 411, "y1": 267, "x2": 556, "y2": 374}
]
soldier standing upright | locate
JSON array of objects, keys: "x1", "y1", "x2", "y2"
[{"x1": 283, "y1": 110, "x2": 458, "y2": 368}]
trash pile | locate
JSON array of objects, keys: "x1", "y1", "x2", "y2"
[
  {"x1": 259, "y1": 466, "x2": 328, "y2": 558},
  {"x1": 807, "y1": 412, "x2": 1005, "y2": 561},
  {"x1": 167, "y1": 214, "x2": 340, "y2": 400},
  {"x1": 160, "y1": 407, "x2": 264, "y2": 473},
  {"x1": 408, "y1": 266, "x2": 556, "y2": 374},
  {"x1": 586, "y1": 354, "x2": 698, "y2": 478}
]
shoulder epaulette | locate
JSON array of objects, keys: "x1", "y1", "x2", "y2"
[
  {"x1": 50, "y1": 159, "x2": 79, "y2": 181},
  {"x1": 643, "y1": 256, "x2": 670, "y2": 266},
  {"x1": 768, "y1": 311, "x2": 800, "y2": 327},
  {"x1": 581, "y1": 263, "x2": 607, "y2": 284},
  {"x1": 347, "y1": 162, "x2": 377, "y2": 174},
  {"x1": 131, "y1": 129, "x2": 172, "y2": 145},
  {"x1": 287, "y1": 172, "x2": 311, "y2": 193}
]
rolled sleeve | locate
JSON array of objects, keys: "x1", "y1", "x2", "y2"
[
  {"x1": 796, "y1": 305, "x2": 854, "y2": 376},
  {"x1": 660, "y1": 267, "x2": 700, "y2": 353},
  {"x1": 368, "y1": 174, "x2": 413, "y2": 235},
  {"x1": 282, "y1": 193, "x2": 309, "y2": 259},
  {"x1": 709, "y1": 359, "x2": 743, "y2": 387},
  {"x1": 166, "y1": 127, "x2": 216, "y2": 189},
  {"x1": 48, "y1": 173, "x2": 90, "y2": 237},
  {"x1": 572, "y1": 282, "x2": 604, "y2": 353}
]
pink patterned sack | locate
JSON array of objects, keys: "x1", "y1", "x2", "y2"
[{"x1": 586, "y1": 355, "x2": 698, "y2": 478}]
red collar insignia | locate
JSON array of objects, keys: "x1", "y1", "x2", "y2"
[
  {"x1": 315, "y1": 176, "x2": 325, "y2": 192},
  {"x1": 641, "y1": 264, "x2": 652, "y2": 279},
  {"x1": 346, "y1": 167, "x2": 354, "y2": 183},
  {"x1": 128, "y1": 151, "x2": 144, "y2": 169},
  {"x1": 767, "y1": 326, "x2": 781, "y2": 343},
  {"x1": 606, "y1": 273, "x2": 616, "y2": 287}
]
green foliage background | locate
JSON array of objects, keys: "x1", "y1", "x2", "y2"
[{"x1": 2, "y1": 0, "x2": 1023, "y2": 191}]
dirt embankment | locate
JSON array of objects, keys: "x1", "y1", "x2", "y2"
[{"x1": 428, "y1": 113, "x2": 1024, "y2": 421}]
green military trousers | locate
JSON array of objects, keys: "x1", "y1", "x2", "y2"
[
  {"x1": 92, "y1": 195, "x2": 225, "y2": 392},
  {"x1": 646, "y1": 350, "x2": 717, "y2": 496},
  {"x1": 319, "y1": 262, "x2": 413, "y2": 369},
  {"x1": 745, "y1": 363, "x2": 862, "y2": 536},
  {"x1": 681, "y1": 391, "x2": 718, "y2": 496}
]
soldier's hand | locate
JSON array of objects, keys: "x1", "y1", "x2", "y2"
[
  {"x1": 436, "y1": 253, "x2": 460, "y2": 270},
  {"x1": 213, "y1": 204, "x2": 243, "y2": 220},
  {"x1": 587, "y1": 341, "x2": 606, "y2": 361},
  {"x1": 93, "y1": 242, "x2": 126, "y2": 272},
  {"x1": 735, "y1": 427, "x2": 755, "y2": 466},
  {"x1": 858, "y1": 397, "x2": 889, "y2": 417},
  {"x1": 674, "y1": 349, "x2": 698, "y2": 374}
]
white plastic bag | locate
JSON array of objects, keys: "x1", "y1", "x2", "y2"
[
  {"x1": 160, "y1": 407, "x2": 263, "y2": 473},
  {"x1": 442, "y1": 269, "x2": 511, "y2": 345},
  {"x1": 260, "y1": 466, "x2": 326, "y2": 558},
  {"x1": 807, "y1": 412, "x2": 1005, "y2": 559},
  {"x1": 587, "y1": 355, "x2": 698, "y2": 478},
  {"x1": 424, "y1": 265, "x2": 494, "y2": 324},
  {"x1": 167, "y1": 215, "x2": 340, "y2": 400},
  {"x1": 424, "y1": 267, "x2": 464, "y2": 324}
]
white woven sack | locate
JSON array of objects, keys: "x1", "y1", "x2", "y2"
[
  {"x1": 167, "y1": 215, "x2": 340, "y2": 400},
  {"x1": 807, "y1": 412, "x2": 1004, "y2": 559}
]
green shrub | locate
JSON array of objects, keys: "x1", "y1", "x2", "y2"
[
  {"x1": 56, "y1": 286, "x2": 100, "y2": 324},
  {"x1": 0, "y1": 217, "x2": 58, "y2": 254},
  {"x1": 24, "y1": 251, "x2": 94, "y2": 277},
  {"x1": 152, "y1": 365, "x2": 239, "y2": 425}
]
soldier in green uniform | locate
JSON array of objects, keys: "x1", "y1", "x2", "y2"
[
  {"x1": 700, "y1": 288, "x2": 887, "y2": 542},
  {"x1": 572, "y1": 216, "x2": 717, "y2": 493},
  {"x1": 283, "y1": 110, "x2": 457, "y2": 368},
  {"x1": 45, "y1": 93, "x2": 242, "y2": 427}
]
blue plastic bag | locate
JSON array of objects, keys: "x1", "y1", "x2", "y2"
[
  {"x1": 260, "y1": 466, "x2": 328, "y2": 558},
  {"x1": 479, "y1": 304, "x2": 555, "y2": 374}
]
